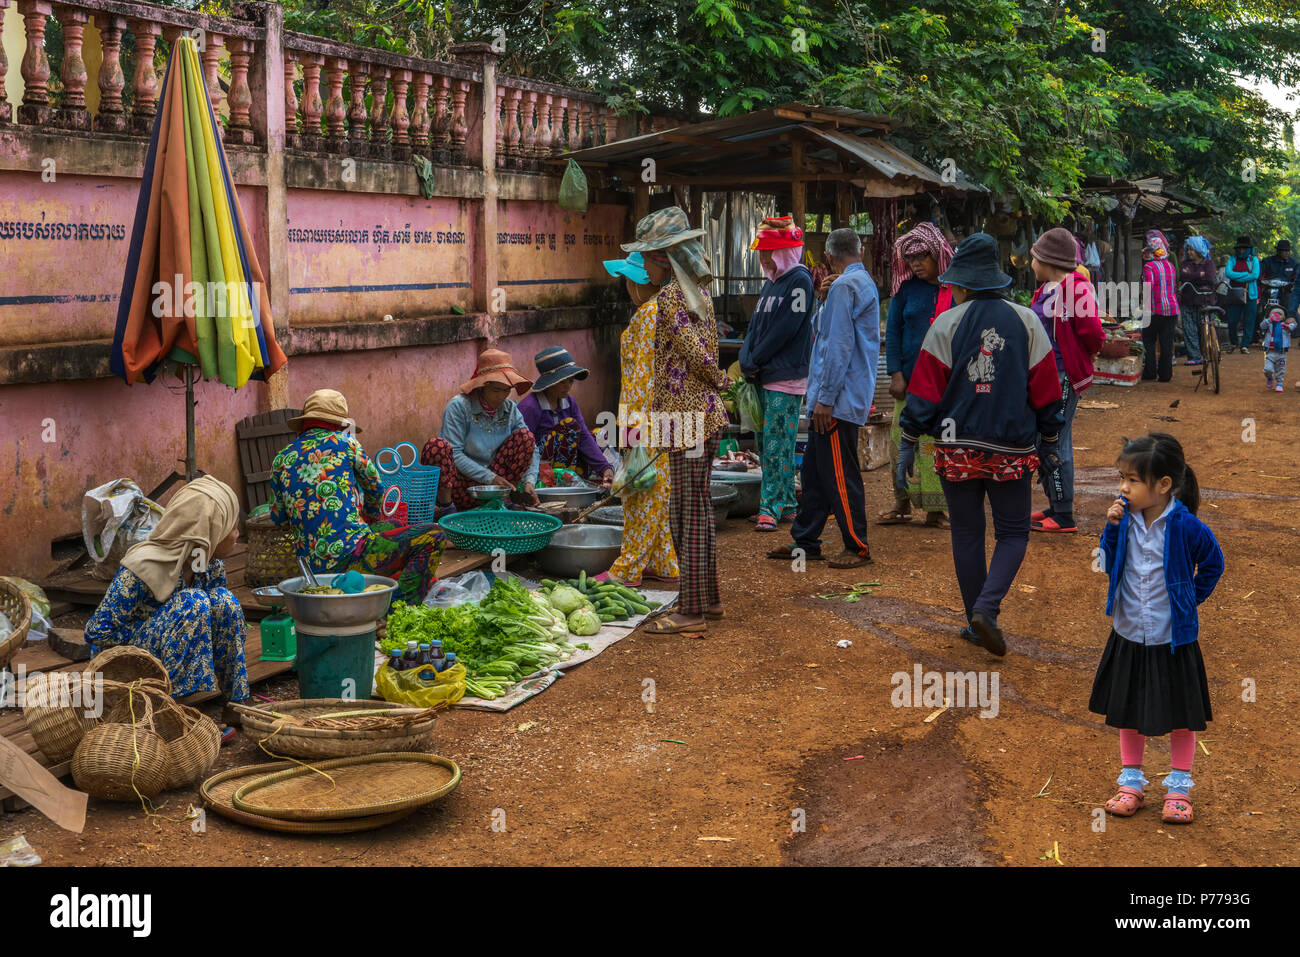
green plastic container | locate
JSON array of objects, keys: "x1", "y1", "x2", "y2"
[{"x1": 293, "y1": 622, "x2": 378, "y2": 700}]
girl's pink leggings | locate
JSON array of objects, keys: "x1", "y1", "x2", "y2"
[{"x1": 1120, "y1": 728, "x2": 1196, "y2": 769}]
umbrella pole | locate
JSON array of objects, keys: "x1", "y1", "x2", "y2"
[{"x1": 185, "y1": 364, "x2": 197, "y2": 481}]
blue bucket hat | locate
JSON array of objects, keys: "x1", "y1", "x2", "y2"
[
  {"x1": 531, "y1": 346, "x2": 589, "y2": 393},
  {"x1": 937, "y1": 232, "x2": 1013, "y2": 290},
  {"x1": 603, "y1": 251, "x2": 650, "y2": 286}
]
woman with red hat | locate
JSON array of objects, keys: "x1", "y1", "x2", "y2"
[
  {"x1": 421, "y1": 349, "x2": 541, "y2": 510},
  {"x1": 739, "y1": 216, "x2": 815, "y2": 531}
]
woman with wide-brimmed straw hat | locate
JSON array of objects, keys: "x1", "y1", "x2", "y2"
[
  {"x1": 623, "y1": 206, "x2": 731, "y2": 634},
  {"x1": 421, "y1": 349, "x2": 541, "y2": 510},
  {"x1": 518, "y1": 346, "x2": 614, "y2": 487},
  {"x1": 271, "y1": 389, "x2": 447, "y2": 606},
  {"x1": 897, "y1": 233, "x2": 1066, "y2": 657},
  {"x1": 880, "y1": 221, "x2": 954, "y2": 529},
  {"x1": 86, "y1": 476, "x2": 249, "y2": 740},
  {"x1": 593, "y1": 252, "x2": 680, "y2": 588},
  {"x1": 739, "y1": 216, "x2": 815, "y2": 533}
]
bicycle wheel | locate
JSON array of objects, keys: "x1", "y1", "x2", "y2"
[{"x1": 1202, "y1": 318, "x2": 1221, "y2": 394}]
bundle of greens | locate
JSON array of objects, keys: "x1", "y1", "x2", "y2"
[{"x1": 383, "y1": 578, "x2": 579, "y2": 700}]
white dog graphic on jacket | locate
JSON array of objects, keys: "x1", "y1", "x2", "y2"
[{"x1": 967, "y1": 328, "x2": 1006, "y2": 383}]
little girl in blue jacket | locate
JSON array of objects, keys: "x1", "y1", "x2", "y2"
[{"x1": 1090, "y1": 433, "x2": 1224, "y2": 825}]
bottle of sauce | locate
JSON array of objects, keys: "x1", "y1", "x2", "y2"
[
  {"x1": 388, "y1": 649, "x2": 403, "y2": 672},
  {"x1": 429, "y1": 640, "x2": 446, "y2": 672},
  {"x1": 418, "y1": 642, "x2": 432, "y2": 667},
  {"x1": 403, "y1": 640, "x2": 419, "y2": 670}
]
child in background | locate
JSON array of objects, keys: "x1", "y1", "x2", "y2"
[
  {"x1": 1091, "y1": 433, "x2": 1224, "y2": 825},
  {"x1": 1259, "y1": 304, "x2": 1296, "y2": 392}
]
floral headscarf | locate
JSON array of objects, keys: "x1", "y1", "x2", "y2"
[
  {"x1": 892, "y1": 222, "x2": 955, "y2": 295},
  {"x1": 1145, "y1": 229, "x2": 1171, "y2": 259}
]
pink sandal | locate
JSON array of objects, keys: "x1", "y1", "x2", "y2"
[
  {"x1": 1162, "y1": 794, "x2": 1193, "y2": 824},
  {"x1": 1104, "y1": 786, "x2": 1145, "y2": 816},
  {"x1": 755, "y1": 514, "x2": 778, "y2": 532}
]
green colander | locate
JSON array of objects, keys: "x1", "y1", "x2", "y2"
[{"x1": 437, "y1": 509, "x2": 563, "y2": 554}]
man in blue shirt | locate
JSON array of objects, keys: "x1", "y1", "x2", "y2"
[{"x1": 768, "y1": 228, "x2": 880, "y2": 568}]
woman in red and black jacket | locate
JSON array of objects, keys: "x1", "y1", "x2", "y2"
[{"x1": 898, "y1": 233, "x2": 1066, "y2": 657}]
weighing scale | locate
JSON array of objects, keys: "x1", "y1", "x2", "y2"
[{"x1": 250, "y1": 586, "x2": 297, "y2": 662}]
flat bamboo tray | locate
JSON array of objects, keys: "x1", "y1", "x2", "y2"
[
  {"x1": 231, "y1": 752, "x2": 460, "y2": 821},
  {"x1": 238, "y1": 698, "x2": 440, "y2": 760},
  {"x1": 200, "y1": 761, "x2": 417, "y2": 834}
]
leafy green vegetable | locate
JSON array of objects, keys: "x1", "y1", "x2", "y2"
[
  {"x1": 549, "y1": 585, "x2": 587, "y2": 615},
  {"x1": 567, "y1": 607, "x2": 602, "y2": 636}
]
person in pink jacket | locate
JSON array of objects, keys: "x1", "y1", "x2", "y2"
[{"x1": 1027, "y1": 228, "x2": 1105, "y2": 533}]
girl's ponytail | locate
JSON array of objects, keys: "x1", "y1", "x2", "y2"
[{"x1": 1177, "y1": 463, "x2": 1200, "y2": 515}]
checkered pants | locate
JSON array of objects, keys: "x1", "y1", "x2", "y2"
[{"x1": 668, "y1": 432, "x2": 721, "y2": 615}]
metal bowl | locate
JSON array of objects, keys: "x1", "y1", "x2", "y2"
[
  {"x1": 536, "y1": 524, "x2": 623, "y2": 578},
  {"x1": 276, "y1": 574, "x2": 399, "y2": 627},
  {"x1": 711, "y1": 469, "x2": 762, "y2": 517},
  {"x1": 534, "y1": 485, "x2": 606, "y2": 510},
  {"x1": 710, "y1": 482, "x2": 740, "y2": 530},
  {"x1": 469, "y1": 485, "x2": 509, "y2": 502},
  {"x1": 588, "y1": 506, "x2": 624, "y2": 527}
]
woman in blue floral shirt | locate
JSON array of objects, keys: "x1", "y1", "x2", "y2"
[
  {"x1": 270, "y1": 389, "x2": 446, "y2": 604},
  {"x1": 86, "y1": 476, "x2": 249, "y2": 738}
]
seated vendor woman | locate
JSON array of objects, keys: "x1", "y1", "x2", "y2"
[
  {"x1": 421, "y1": 349, "x2": 542, "y2": 510},
  {"x1": 269, "y1": 388, "x2": 447, "y2": 605},
  {"x1": 518, "y1": 346, "x2": 614, "y2": 487},
  {"x1": 86, "y1": 476, "x2": 248, "y2": 740}
]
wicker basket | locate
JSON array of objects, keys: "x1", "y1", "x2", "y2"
[
  {"x1": 72, "y1": 688, "x2": 170, "y2": 801},
  {"x1": 245, "y1": 513, "x2": 298, "y2": 588},
  {"x1": 240, "y1": 698, "x2": 438, "y2": 760},
  {"x1": 22, "y1": 671, "x2": 103, "y2": 763},
  {"x1": 0, "y1": 578, "x2": 31, "y2": 671},
  {"x1": 152, "y1": 698, "x2": 221, "y2": 790},
  {"x1": 84, "y1": 646, "x2": 172, "y2": 694}
]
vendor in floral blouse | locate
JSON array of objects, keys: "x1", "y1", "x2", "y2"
[
  {"x1": 86, "y1": 476, "x2": 248, "y2": 742},
  {"x1": 518, "y1": 346, "x2": 614, "y2": 487},
  {"x1": 421, "y1": 349, "x2": 542, "y2": 510},
  {"x1": 270, "y1": 389, "x2": 446, "y2": 605}
]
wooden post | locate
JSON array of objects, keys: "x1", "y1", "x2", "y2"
[
  {"x1": 689, "y1": 186, "x2": 703, "y2": 231},
  {"x1": 722, "y1": 190, "x2": 733, "y2": 324},
  {"x1": 791, "y1": 139, "x2": 807, "y2": 231}
]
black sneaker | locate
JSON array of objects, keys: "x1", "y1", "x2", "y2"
[
  {"x1": 959, "y1": 626, "x2": 981, "y2": 646},
  {"x1": 970, "y1": 611, "x2": 1007, "y2": 656}
]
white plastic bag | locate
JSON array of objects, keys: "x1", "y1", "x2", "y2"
[
  {"x1": 81, "y1": 479, "x2": 164, "y2": 580},
  {"x1": 423, "y1": 570, "x2": 492, "y2": 607}
]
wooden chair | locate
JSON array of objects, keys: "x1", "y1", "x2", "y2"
[{"x1": 236, "y1": 409, "x2": 302, "y2": 512}]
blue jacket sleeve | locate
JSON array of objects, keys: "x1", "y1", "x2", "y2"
[
  {"x1": 1099, "y1": 520, "x2": 1120, "y2": 574},
  {"x1": 885, "y1": 287, "x2": 905, "y2": 377},
  {"x1": 1189, "y1": 518, "x2": 1224, "y2": 604},
  {"x1": 809, "y1": 281, "x2": 857, "y2": 410}
]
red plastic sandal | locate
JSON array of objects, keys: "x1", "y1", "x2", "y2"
[
  {"x1": 1032, "y1": 515, "x2": 1077, "y2": 533},
  {"x1": 1104, "y1": 786, "x2": 1145, "y2": 816},
  {"x1": 1161, "y1": 794, "x2": 1193, "y2": 824}
]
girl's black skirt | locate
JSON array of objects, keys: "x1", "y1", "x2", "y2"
[{"x1": 1089, "y1": 630, "x2": 1211, "y2": 736}]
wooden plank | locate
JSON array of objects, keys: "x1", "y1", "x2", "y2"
[{"x1": 9, "y1": 643, "x2": 76, "y2": 674}]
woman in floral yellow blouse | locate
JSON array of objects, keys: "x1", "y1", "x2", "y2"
[
  {"x1": 599, "y1": 251, "x2": 679, "y2": 586},
  {"x1": 623, "y1": 207, "x2": 730, "y2": 635}
]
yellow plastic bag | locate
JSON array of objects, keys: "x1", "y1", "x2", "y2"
[{"x1": 375, "y1": 661, "x2": 466, "y2": 707}]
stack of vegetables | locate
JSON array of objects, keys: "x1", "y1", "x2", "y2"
[
  {"x1": 383, "y1": 578, "x2": 584, "y2": 700},
  {"x1": 540, "y1": 572, "x2": 658, "y2": 624}
]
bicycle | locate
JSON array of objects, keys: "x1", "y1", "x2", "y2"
[{"x1": 1181, "y1": 282, "x2": 1222, "y2": 394}]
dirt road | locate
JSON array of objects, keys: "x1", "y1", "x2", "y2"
[{"x1": 9, "y1": 351, "x2": 1298, "y2": 865}]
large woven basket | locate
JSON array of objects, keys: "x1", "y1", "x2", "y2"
[
  {"x1": 0, "y1": 578, "x2": 31, "y2": 671},
  {"x1": 22, "y1": 671, "x2": 104, "y2": 763},
  {"x1": 84, "y1": 646, "x2": 171, "y2": 694},
  {"x1": 240, "y1": 698, "x2": 438, "y2": 760},
  {"x1": 245, "y1": 513, "x2": 298, "y2": 588},
  {"x1": 72, "y1": 688, "x2": 170, "y2": 801},
  {"x1": 131, "y1": 688, "x2": 221, "y2": 790}
]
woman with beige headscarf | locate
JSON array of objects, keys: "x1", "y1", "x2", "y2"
[{"x1": 86, "y1": 477, "x2": 249, "y2": 734}]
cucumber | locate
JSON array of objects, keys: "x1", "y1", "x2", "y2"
[
  {"x1": 579, "y1": 569, "x2": 587, "y2": 589},
  {"x1": 598, "y1": 612, "x2": 616, "y2": 622},
  {"x1": 628, "y1": 601, "x2": 651, "y2": 615},
  {"x1": 540, "y1": 579, "x2": 558, "y2": 588}
]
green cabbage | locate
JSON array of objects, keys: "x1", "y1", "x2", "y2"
[
  {"x1": 567, "y1": 607, "x2": 602, "y2": 636},
  {"x1": 549, "y1": 585, "x2": 587, "y2": 615}
]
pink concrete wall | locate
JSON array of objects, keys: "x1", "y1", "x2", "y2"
[
  {"x1": 497, "y1": 202, "x2": 627, "y2": 308},
  {"x1": 0, "y1": 326, "x2": 618, "y2": 579},
  {"x1": 285, "y1": 190, "x2": 476, "y2": 323},
  {"x1": 0, "y1": 172, "x2": 268, "y2": 347}
]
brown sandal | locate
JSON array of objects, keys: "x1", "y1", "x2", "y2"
[
  {"x1": 923, "y1": 513, "x2": 951, "y2": 529},
  {"x1": 642, "y1": 613, "x2": 708, "y2": 635},
  {"x1": 703, "y1": 605, "x2": 724, "y2": 620},
  {"x1": 1104, "y1": 786, "x2": 1145, "y2": 816},
  {"x1": 827, "y1": 550, "x2": 873, "y2": 569},
  {"x1": 766, "y1": 543, "x2": 824, "y2": 561},
  {"x1": 876, "y1": 506, "x2": 913, "y2": 525},
  {"x1": 1162, "y1": 794, "x2": 1193, "y2": 824}
]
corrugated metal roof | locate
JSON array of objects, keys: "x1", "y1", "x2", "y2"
[{"x1": 801, "y1": 126, "x2": 942, "y2": 187}]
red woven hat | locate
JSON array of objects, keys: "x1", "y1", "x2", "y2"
[{"x1": 750, "y1": 215, "x2": 804, "y2": 250}]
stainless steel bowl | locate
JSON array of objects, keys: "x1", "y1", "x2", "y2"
[
  {"x1": 536, "y1": 524, "x2": 623, "y2": 578},
  {"x1": 277, "y1": 574, "x2": 399, "y2": 626},
  {"x1": 587, "y1": 506, "x2": 624, "y2": 527},
  {"x1": 469, "y1": 484, "x2": 509, "y2": 502},
  {"x1": 711, "y1": 470, "x2": 762, "y2": 517},
  {"x1": 534, "y1": 486, "x2": 606, "y2": 510}
]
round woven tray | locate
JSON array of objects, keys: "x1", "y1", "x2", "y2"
[
  {"x1": 232, "y1": 752, "x2": 460, "y2": 821},
  {"x1": 200, "y1": 761, "x2": 417, "y2": 834},
  {"x1": 0, "y1": 578, "x2": 32, "y2": 671},
  {"x1": 239, "y1": 698, "x2": 439, "y2": 760}
]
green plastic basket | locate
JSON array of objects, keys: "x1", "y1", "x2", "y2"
[{"x1": 437, "y1": 509, "x2": 563, "y2": 554}]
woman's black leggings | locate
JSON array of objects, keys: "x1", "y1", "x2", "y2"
[
  {"x1": 1142, "y1": 314, "x2": 1177, "y2": 381},
  {"x1": 940, "y1": 474, "x2": 1032, "y2": 623}
]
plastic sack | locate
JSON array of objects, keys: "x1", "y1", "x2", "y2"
[
  {"x1": 423, "y1": 570, "x2": 492, "y2": 607},
  {"x1": 558, "y1": 159, "x2": 588, "y2": 212},
  {"x1": 734, "y1": 379, "x2": 765, "y2": 434},
  {"x1": 615, "y1": 443, "x2": 658, "y2": 493},
  {"x1": 81, "y1": 479, "x2": 164, "y2": 581},
  {"x1": 0, "y1": 834, "x2": 41, "y2": 867},
  {"x1": 375, "y1": 661, "x2": 466, "y2": 707}
]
